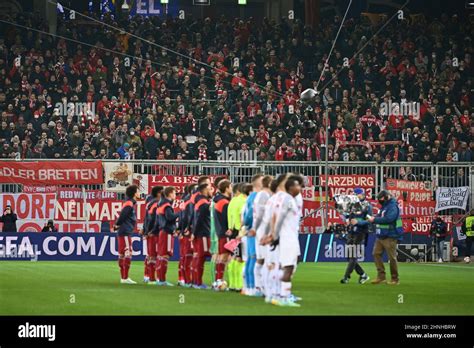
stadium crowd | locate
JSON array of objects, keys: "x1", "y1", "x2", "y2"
[{"x1": 0, "y1": 11, "x2": 472, "y2": 163}]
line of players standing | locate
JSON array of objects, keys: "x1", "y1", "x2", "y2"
[{"x1": 114, "y1": 173, "x2": 305, "y2": 307}]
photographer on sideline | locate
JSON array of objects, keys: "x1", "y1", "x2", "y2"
[
  {"x1": 430, "y1": 215, "x2": 448, "y2": 263},
  {"x1": 340, "y1": 188, "x2": 372, "y2": 284},
  {"x1": 367, "y1": 190, "x2": 404, "y2": 285},
  {"x1": 0, "y1": 205, "x2": 18, "y2": 232}
]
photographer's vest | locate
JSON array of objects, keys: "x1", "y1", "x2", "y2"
[
  {"x1": 375, "y1": 199, "x2": 404, "y2": 240},
  {"x1": 466, "y1": 216, "x2": 474, "y2": 237}
]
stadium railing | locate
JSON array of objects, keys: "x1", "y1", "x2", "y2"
[{"x1": 1, "y1": 160, "x2": 472, "y2": 215}]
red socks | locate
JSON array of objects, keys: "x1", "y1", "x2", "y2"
[
  {"x1": 118, "y1": 258, "x2": 125, "y2": 279},
  {"x1": 184, "y1": 254, "x2": 193, "y2": 284},
  {"x1": 148, "y1": 260, "x2": 156, "y2": 281},
  {"x1": 178, "y1": 255, "x2": 185, "y2": 282},
  {"x1": 192, "y1": 255, "x2": 205, "y2": 285},
  {"x1": 144, "y1": 258, "x2": 149, "y2": 278},
  {"x1": 155, "y1": 257, "x2": 169, "y2": 282},
  {"x1": 118, "y1": 257, "x2": 131, "y2": 279},
  {"x1": 123, "y1": 258, "x2": 131, "y2": 279},
  {"x1": 215, "y1": 262, "x2": 225, "y2": 281}
]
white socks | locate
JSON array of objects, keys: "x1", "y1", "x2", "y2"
[
  {"x1": 281, "y1": 281, "x2": 292, "y2": 299},
  {"x1": 271, "y1": 268, "x2": 280, "y2": 299},
  {"x1": 255, "y1": 262, "x2": 263, "y2": 291}
]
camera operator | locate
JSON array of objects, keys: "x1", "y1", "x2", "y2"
[
  {"x1": 0, "y1": 205, "x2": 18, "y2": 232},
  {"x1": 41, "y1": 219, "x2": 59, "y2": 233},
  {"x1": 430, "y1": 214, "x2": 447, "y2": 263},
  {"x1": 340, "y1": 188, "x2": 371, "y2": 284}
]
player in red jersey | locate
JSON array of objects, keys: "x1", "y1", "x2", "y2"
[
  {"x1": 177, "y1": 183, "x2": 197, "y2": 286},
  {"x1": 114, "y1": 185, "x2": 140, "y2": 284},
  {"x1": 213, "y1": 179, "x2": 233, "y2": 283},
  {"x1": 181, "y1": 176, "x2": 212, "y2": 287},
  {"x1": 155, "y1": 186, "x2": 180, "y2": 286},
  {"x1": 191, "y1": 183, "x2": 213, "y2": 289},
  {"x1": 142, "y1": 186, "x2": 163, "y2": 283}
]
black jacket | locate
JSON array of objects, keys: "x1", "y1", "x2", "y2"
[
  {"x1": 115, "y1": 199, "x2": 137, "y2": 236},
  {"x1": 0, "y1": 213, "x2": 18, "y2": 232},
  {"x1": 430, "y1": 219, "x2": 447, "y2": 240},
  {"x1": 144, "y1": 197, "x2": 160, "y2": 234},
  {"x1": 213, "y1": 193, "x2": 230, "y2": 238},
  {"x1": 192, "y1": 193, "x2": 211, "y2": 237},
  {"x1": 155, "y1": 198, "x2": 179, "y2": 234}
]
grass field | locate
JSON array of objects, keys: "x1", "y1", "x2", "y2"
[{"x1": 0, "y1": 261, "x2": 473, "y2": 315}]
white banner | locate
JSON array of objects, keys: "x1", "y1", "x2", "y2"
[
  {"x1": 435, "y1": 187, "x2": 470, "y2": 212},
  {"x1": 0, "y1": 193, "x2": 56, "y2": 219},
  {"x1": 103, "y1": 162, "x2": 134, "y2": 192}
]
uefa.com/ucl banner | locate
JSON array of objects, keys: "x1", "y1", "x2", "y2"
[{"x1": 0, "y1": 232, "x2": 379, "y2": 262}]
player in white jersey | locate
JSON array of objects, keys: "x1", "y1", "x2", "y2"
[
  {"x1": 253, "y1": 175, "x2": 273, "y2": 297},
  {"x1": 270, "y1": 175, "x2": 303, "y2": 307},
  {"x1": 261, "y1": 174, "x2": 289, "y2": 304}
]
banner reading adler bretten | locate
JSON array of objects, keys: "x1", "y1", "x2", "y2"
[{"x1": 0, "y1": 161, "x2": 104, "y2": 185}]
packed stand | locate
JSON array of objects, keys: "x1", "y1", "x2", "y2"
[{"x1": 0, "y1": 11, "x2": 472, "y2": 165}]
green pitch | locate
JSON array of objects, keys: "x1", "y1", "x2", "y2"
[{"x1": 0, "y1": 261, "x2": 473, "y2": 315}]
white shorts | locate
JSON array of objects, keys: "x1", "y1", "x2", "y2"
[
  {"x1": 256, "y1": 243, "x2": 267, "y2": 260},
  {"x1": 255, "y1": 229, "x2": 266, "y2": 260},
  {"x1": 267, "y1": 244, "x2": 279, "y2": 266},
  {"x1": 279, "y1": 239, "x2": 300, "y2": 268},
  {"x1": 240, "y1": 236, "x2": 247, "y2": 262}
]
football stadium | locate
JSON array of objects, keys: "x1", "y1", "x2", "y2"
[{"x1": 0, "y1": 0, "x2": 473, "y2": 345}]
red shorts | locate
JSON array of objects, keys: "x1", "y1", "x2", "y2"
[
  {"x1": 181, "y1": 235, "x2": 193, "y2": 256},
  {"x1": 193, "y1": 236, "x2": 211, "y2": 257},
  {"x1": 117, "y1": 236, "x2": 132, "y2": 256},
  {"x1": 158, "y1": 231, "x2": 174, "y2": 257},
  {"x1": 218, "y1": 237, "x2": 230, "y2": 254},
  {"x1": 147, "y1": 235, "x2": 159, "y2": 258}
]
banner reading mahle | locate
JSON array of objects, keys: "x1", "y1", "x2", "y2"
[
  {"x1": 0, "y1": 161, "x2": 103, "y2": 185},
  {"x1": 0, "y1": 232, "x2": 378, "y2": 262}
]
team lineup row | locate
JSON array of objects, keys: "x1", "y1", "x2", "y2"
[
  {"x1": 113, "y1": 173, "x2": 402, "y2": 307},
  {"x1": 113, "y1": 173, "x2": 304, "y2": 307}
]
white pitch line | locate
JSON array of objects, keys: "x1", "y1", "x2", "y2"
[{"x1": 418, "y1": 263, "x2": 474, "y2": 270}]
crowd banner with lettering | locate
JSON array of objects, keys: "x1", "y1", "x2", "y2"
[
  {"x1": 435, "y1": 187, "x2": 470, "y2": 212},
  {"x1": 22, "y1": 185, "x2": 58, "y2": 193},
  {"x1": 56, "y1": 188, "x2": 118, "y2": 201},
  {"x1": 0, "y1": 194, "x2": 56, "y2": 220},
  {"x1": 55, "y1": 199, "x2": 146, "y2": 225},
  {"x1": 398, "y1": 200, "x2": 437, "y2": 234},
  {"x1": 385, "y1": 179, "x2": 437, "y2": 234},
  {"x1": 0, "y1": 161, "x2": 103, "y2": 185},
  {"x1": 386, "y1": 179, "x2": 433, "y2": 202},
  {"x1": 133, "y1": 174, "x2": 222, "y2": 195},
  {"x1": 104, "y1": 162, "x2": 134, "y2": 192},
  {"x1": 319, "y1": 175, "x2": 375, "y2": 199}
]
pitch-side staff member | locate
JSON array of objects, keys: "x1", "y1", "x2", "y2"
[{"x1": 367, "y1": 190, "x2": 404, "y2": 285}]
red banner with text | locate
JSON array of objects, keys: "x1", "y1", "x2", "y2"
[
  {"x1": 0, "y1": 161, "x2": 104, "y2": 185},
  {"x1": 319, "y1": 175, "x2": 375, "y2": 199}
]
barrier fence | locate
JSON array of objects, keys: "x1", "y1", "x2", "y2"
[{"x1": 0, "y1": 160, "x2": 472, "y2": 233}]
